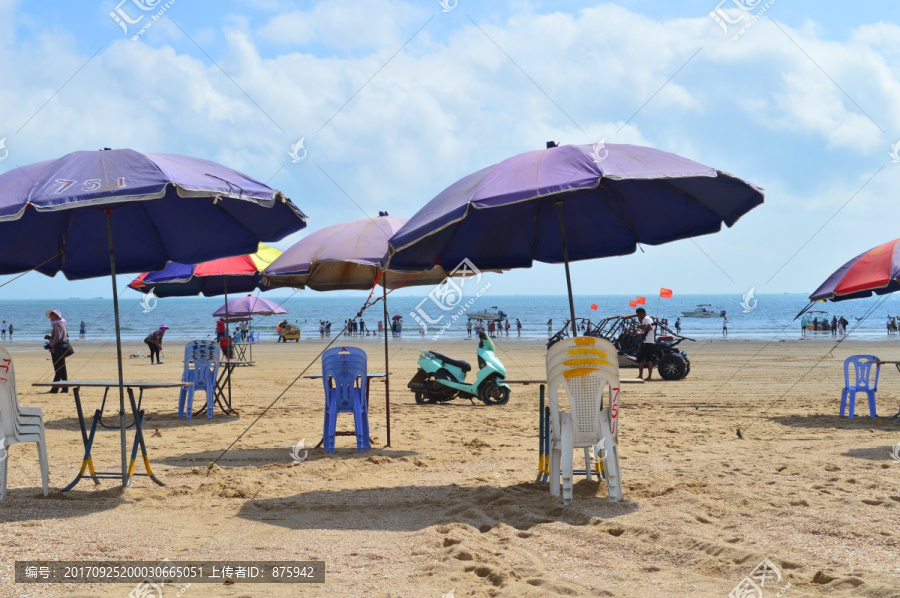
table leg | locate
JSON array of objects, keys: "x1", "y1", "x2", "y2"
[
  {"x1": 98, "y1": 386, "x2": 135, "y2": 430},
  {"x1": 72, "y1": 387, "x2": 100, "y2": 485},
  {"x1": 542, "y1": 402, "x2": 550, "y2": 485},
  {"x1": 126, "y1": 388, "x2": 164, "y2": 487},
  {"x1": 62, "y1": 408, "x2": 102, "y2": 492},
  {"x1": 536, "y1": 385, "x2": 544, "y2": 484}
]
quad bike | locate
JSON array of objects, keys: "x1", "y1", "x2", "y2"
[
  {"x1": 408, "y1": 332, "x2": 511, "y2": 405},
  {"x1": 548, "y1": 316, "x2": 693, "y2": 380}
]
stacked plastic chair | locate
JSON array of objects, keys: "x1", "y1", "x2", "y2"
[
  {"x1": 248, "y1": 330, "x2": 260, "y2": 343},
  {"x1": 177, "y1": 341, "x2": 221, "y2": 421},
  {"x1": 0, "y1": 347, "x2": 49, "y2": 499},
  {"x1": 840, "y1": 355, "x2": 880, "y2": 418},
  {"x1": 321, "y1": 347, "x2": 370, "y2": 452},
  {"x1": 546, "y1": 336, "x2": 622, "y2": 505}
]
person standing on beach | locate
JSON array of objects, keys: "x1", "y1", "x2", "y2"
[
  {"x1": 216, "y1": 318, "x2": 226, "y2": 341},
  {"x1": 722, "y1": 315, "x2": 728, "y2": 337},
  {"x1": 831, "y1": 316, "x2": 838, "y2": 336},
  {"x1": 45, "y1": 310, "x2": 70, "y2": 393},
  {"x1": 7, "y1": 322, "x2": 12, "y2": 341},
  {"x1": 1, "y1": 320, "x2": 6, "y2": 340},
  {"x1": 635, "y1": 308, "x2": 655, "y2": 381},
  {"x1": 516, "y1": 318, "x2": 522, "y2": 336},
  {"x1": 547, "y1": 319, "x2": 552, "y2": 336},
  {"x1": 144, "y1": 324, "x2": 168, "y2": 365},
  {"x1": 466, "y1": 319, "x2": 473, "y2": 338},
  {"x1": 505, "y1": 320, "x2": 510, "y2": 336},
  {"x1": 79, "y1": 320, "x2": 86, "y2": 338},
  {"x1": 800, "y1": 313, "x2": 808, "y2": 337},
  {"x1": 675, "y1": 318, "x2": 682, "y2": 334},
  {"x1": 240, "y1": 320, "x2": 249, "y2": 342}
]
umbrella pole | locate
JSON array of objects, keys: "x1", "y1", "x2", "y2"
[
  {"x1": 105, "y1": 210, "x2": 128, "y2": 487},
  {"x1": 556, "y1": 202, "x2": 578, "y2": 338},
  {"x1": 382, "y1": 278, "x2": 391, "y2": 447}
]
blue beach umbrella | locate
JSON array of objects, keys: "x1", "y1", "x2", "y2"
[{"x1": 0, "y1": 148, "x2": 307, "y2": 486}]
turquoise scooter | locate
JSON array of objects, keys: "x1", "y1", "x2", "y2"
[{"x1": 408, "y1": 331, "x2": 511, "y2": 405}]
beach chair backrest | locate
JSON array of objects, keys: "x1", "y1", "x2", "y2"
[
  {"x1": 322, "y1": 347, "x2": 368, "y2": 411},
  {"x1": 0, "y1": 347, "x2": 30, "y2": 424},
  {"x1": 546, "y1": 337, "x2": 620, "y2": 446},
  {"x1": 183, "y1": 341, "x2": 220, "y2": 388},
  {"x1": 0, "y1": 348, "x2": 18, "y2": 439},
  {"x1": 844, "y1": 355, "x2": 880, "y2": 392}
]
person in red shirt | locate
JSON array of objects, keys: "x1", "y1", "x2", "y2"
[{"x1": 216, "y1": 318, "x2": 226, "y2": 341}]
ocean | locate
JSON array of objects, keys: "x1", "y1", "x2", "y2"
[{"x1": 1, "y1": 292, "x2": 899, "y2": 348}]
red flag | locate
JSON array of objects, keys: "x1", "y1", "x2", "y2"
[
  {"x1": 590, "y1": 303, "x2": 598, "y2": 310},
  {"x1": 660, "y1": 288, "x2": 673, "y2": 299},
  {"x1": 629, "y1": 300, "x2": 637, "y2": 307},
  {"x1": 636, "y1": 296, "x2": 646, "y2": 305}
]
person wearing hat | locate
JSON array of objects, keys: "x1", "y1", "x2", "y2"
[
  {"x1": 45, "y1": 309, "x2": 71, "y2": 393},
  {"x1": 144, "y1": 324, "x2": 169, "y2": 365},
  {"x1": 634, "y1": 307, "x2": 656, "y2": 381}
]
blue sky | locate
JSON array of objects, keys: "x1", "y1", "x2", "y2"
[{"x1": 1, "y1": 0, "x2": 899, "y2": 300}]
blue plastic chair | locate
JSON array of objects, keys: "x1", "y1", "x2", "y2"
[
  {"x1": 841, "y1": 355, "x2": 880, "y2": 418},
  {"x1": 177, "y1": 341, "x2": 220, "y2": 420},
  {"x1": 321, "y1": 346, "x2": 370, "y2": 452},
  {"x1": 248, "y1": 330, "x2": 260, "y2": 344}
]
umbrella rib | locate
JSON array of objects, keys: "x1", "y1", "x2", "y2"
[{"x1": 137, "y1": 202, "x2": 173, "y2": 265}]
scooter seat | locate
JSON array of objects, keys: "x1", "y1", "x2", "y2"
[{"x1": 430, "y1": 352, "x2": 472, "y2": 372}]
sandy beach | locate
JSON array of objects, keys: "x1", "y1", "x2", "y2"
[{"x1": 0, "y1": 335, "x2": 898, "y2": 597}]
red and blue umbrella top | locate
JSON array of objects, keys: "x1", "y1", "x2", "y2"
[{"x1": 810, "y1": 239, "x2": 900, "y2": 302}]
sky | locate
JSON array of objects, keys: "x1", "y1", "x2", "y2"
[{"x1": 0, "y1": 0, "x2": 899, "y2": 300}]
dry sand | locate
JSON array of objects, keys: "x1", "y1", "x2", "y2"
[{"x1": 0, "y1": 334, "x2": 899, "y2": 597}]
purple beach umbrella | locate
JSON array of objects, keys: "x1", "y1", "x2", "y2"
[
  {"x1": 214, "y1": 295, "x2": 288, "y2": 318},
  {"x1": 0, "y1": 148, "x2": 307, "y2": 488},
  {"x1": 389, "y1": 142, "x2": 764, "y2": 337}
]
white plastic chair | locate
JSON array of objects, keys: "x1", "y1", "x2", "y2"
[
  {"x1": 0, "y1": 348, "x2": 49, "y2": 499},
  {"x1": 546, "y1": 337, "x2": 622, "y2": 504}
]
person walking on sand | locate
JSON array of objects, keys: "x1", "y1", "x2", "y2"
[
  {"x1": 722, "y1": 314, "x2": 728, "y2": 337},
  {"x1": 634, "y1": 308, "x2": 655, "y2": 381},
  {"x1": 45, "y1": 309, "x2": 70, "y2": 393},
  {"x1": 79, "y1": 320, "x2": 86, "y2": 338},
  {"x1": 144, "y1": 324, "x2": 168, "y2": 365},
  {"x1": 516, "y1": 318, "x2": 522, "y2": 336}
]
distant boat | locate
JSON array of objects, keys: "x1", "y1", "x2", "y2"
[
  {"x1": 468, "y1": 306, "x2": 507, "y2": 321},
  {"x1": 681, "y1": 304, "x2": 726, "y2": 318},
  {"x1": 803, "y1": 310, "x2": 834, "y2": 333}
]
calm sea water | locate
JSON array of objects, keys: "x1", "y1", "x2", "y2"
[{"x1": 1, "y1": 293, "x2": 899, "y2": 347}]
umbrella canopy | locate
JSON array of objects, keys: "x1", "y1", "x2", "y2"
[
  {"x1": 263, "y1": 216, "x2": 450, "y2": 291},
  {"x1": 388, "y1": 142, "x2": 764, "y2": 335},
  {"x1": 809, "y1": 239, "x2": 900, "y2": 302},
  {"x1": 0, "y1": 148, "x2": 307, "y2": 488},
  {"x1": 0, "y1": 149, "x2": 306, "y2": 278},
  {"x1": 129, "y1": 243, "x2": 282, "y2": 297},
  {"x1": 214, "y1": 295, "x2": 287, "y2": 318},
  {"x1": 389, "y1": 143, "x2": 763, "y2": 269}
]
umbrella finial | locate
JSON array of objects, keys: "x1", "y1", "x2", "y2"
[{"x1": 546, "y1": 141, "x2": 558, "y2": 148}]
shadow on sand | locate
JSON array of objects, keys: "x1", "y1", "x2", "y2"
[{"x1": 236, "y1": 481, "x2": 637, "y2": 532}]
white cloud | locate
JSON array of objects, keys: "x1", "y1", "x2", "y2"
[{"x1": 2, "y1": 1, "x2": 900, "y2": 296}]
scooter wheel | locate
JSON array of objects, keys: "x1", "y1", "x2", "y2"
[
  {"x1": 414, "y1": 392, "x2": 427, "y2": 405},
  {"x1": 479, "y1": 376, "x2": 510, "y2": 405}
]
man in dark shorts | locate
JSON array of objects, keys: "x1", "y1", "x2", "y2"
[{"x1": 635, "y1": 307, "x2": 656, "y2": 381}]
